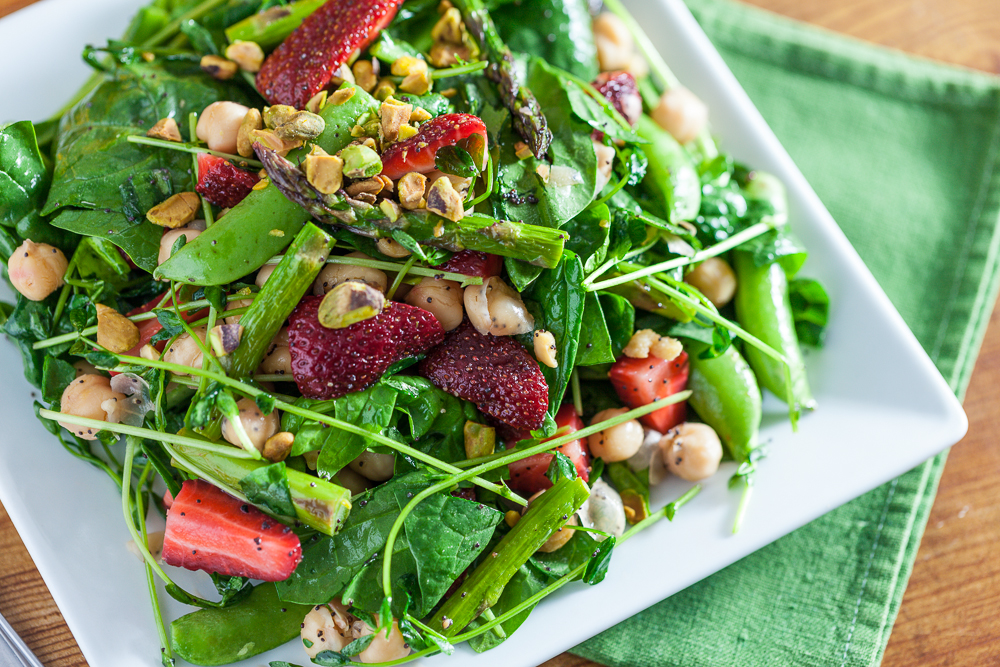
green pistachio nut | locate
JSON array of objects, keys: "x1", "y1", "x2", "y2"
[
  {"x1": 339, "y1": 144, "x2": 383, "y2": 179},
  {"x1": 318, "y1": 281, "x2": 385, "y2": 329},
  {"x1": 463, "y1": 421, "x2": 496, "y2": 460},
  {"x1": 263, "y1": 104, "x2": 297, "y2": 129},
  {"x1": 274, "y1": 110, "x2": 326, "y2": 142}
]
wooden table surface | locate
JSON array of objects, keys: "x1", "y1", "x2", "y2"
[{"x1": 1, "y1": 1, "x2": 999, "y2": 666}]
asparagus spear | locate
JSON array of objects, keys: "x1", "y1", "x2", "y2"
[
  {"x1": 256, "y1": 144, "x2": 567, "y2": 268},
  {"x1": 224, "y1": 0, "x2": 326, "y2": 50},
  {"x1": 451, "y1": 0, "x2": 553, "y2": 159}
]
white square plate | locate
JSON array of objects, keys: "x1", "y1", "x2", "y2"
[{"x1": 0, "y1": 0, "x2": 967, "y2": 665}]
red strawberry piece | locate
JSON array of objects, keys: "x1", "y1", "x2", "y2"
[
  {"x1": 256, "y1": 0, "x2": 404, "y2": 108},
  {"x1": 161, "y1": 479, "x2": 302, "y2": 582},
  {"x1": 507, "y1": 404, "x2": 590, "y2": 496},
  {"x1": 437, "y1": 251, "x2": 503, "y2": 278},
  {"x1": 418, "y1": 321, "x2": 549, "y2": 430},
  {"x1": 288, "y1": 296, "x2": 444, "y2": 399},
  {"x1": 593, "y1": 71, "x2": 642, "y2": 126},
  {"x1": 122, "y1": 293, "x2": 208, "y2": 358},
  {"x1": 380, "y1": 114, "x2": 488, "y2": 180},
  {"x1": 196, "y1": 154, "x2": 259, "y2": 209},
  {"x1": 609, "y1": 351, "x2": 690, "y2": 432}
]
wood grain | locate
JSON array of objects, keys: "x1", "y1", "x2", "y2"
[{"x1": 1, "y1": 1, "x2": 998, "y2": 666}]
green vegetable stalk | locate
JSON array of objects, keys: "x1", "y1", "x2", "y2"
[
  {"x1": 431, "y1": 476, "x2": 591, "y2": 636},
  {"x1": 635, "y1": 114, "x2": 701, "y2": 223},
  {"x1": 224, "y1": 0, "x2": 326, "y2": 50}
]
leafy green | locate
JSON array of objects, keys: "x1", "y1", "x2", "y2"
[
  {"x1": 789, "y1": 278, "x2": 830, "y2": 347},
  {"x1": 239, "y1": 462, "x2": 296, "y2": 518},
  {"x1": 0, "y1": 121, "x2": 51, "y2": 229},
  {"x1": 493, "y1": 0, "x2": 598, "y2": 81},
  {"x1": 545, "y1": 451, "x2": 578, "y2": 483},
  {"x1": 576, "y1": 292, "x2": 635, "y2": 367},
  {"x1": 738, "y1": 226, "x2": 808, "y2": 278},
  {"x1": 435, "y1": 145, "x2": 478, "y2": 178},
  {"x1": 582, "y1": 535, "x2": 616, "y2": 585},
  {"x1": 385, "y1": 375, "x2": 480, "y2": 464},
  {"x1": 467, "y1": 561, "x2": 549, "y2": 652},
  {"x1": 316, "y1": 384, "x2": 397, "y2": 479}
]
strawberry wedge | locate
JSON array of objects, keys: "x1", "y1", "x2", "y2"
[
  {"x1": 438, "y1": 251, "x2": 504, "y2": 279},
  {"x1": 609, "y1": 352, "x2": 690, "y2": 432},
  {"x1": 507, "y1": 404, "x2": 591, "y2": 496},
  {"x1": 196, "y1": 154, "x2": 259, "y2": 209},
  {"x1": 162, "y1": 479, "x2": 302, "y2": 582},
  {"x1": 257, "y1": 0, "x2": 404, "y2": 108},
  {"x1": 380, "y1": 114, "x2": 488, "y2": 180}
]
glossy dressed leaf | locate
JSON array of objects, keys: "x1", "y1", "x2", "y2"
[
  {"x1": 239, "y1": 462, "x2": 296, "y2": 518},
  {"x1": 739, "y1": 226, "x2": 807, "y2": 278},
  {"x1": 74, "y1": 236, "x2": 131, "y2": 282},
  {"x1": 41, "y1": 356, "x2": 76, "y2": 404},
  {"x1": 563, "y1": 204, "x2": 610, "y2": 273},
  {"x1": 467, "y1": 562, "x2": 549, "y2": 653},
  {"x1": 384, "y1": 375, "x2": 480, "y2": 464},
  {"x1": 582, "y1": 535, "x2": 616, "y2": 585},
  {"x1": 0, "y1": 121, "x2": 51, "y2": 228},
  {"x1": 316, "y1": 383, "x2": 398, "y2": 479},
  {"x1": 493, "y1": 0, "x2": 597, "y2": 81},
  {"x1": 435, "y1": 145, "x2": 478, "y2": 178},
  {"x1": 545, "y1": 451, "x2": 577, "y2": 483},
  {"x1": 789, "y1": 277, "x2": 830, "y2": 347},
  {"x1": 576, "y1": 292, "x2": 635, "y2": 367}
]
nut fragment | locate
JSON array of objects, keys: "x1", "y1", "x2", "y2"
[
  {"x1": 429, "y1": 42, "x2": 473, "y2": 68},
  {"x1": 372, "y1": 79, "x2": 397, "y2": 101},
  {"x1": 263, "y1": 105, "x2": 297, "y2": 129},
  {"x1": 431, "y1": 6, "x2": 464, "y2": 43},
  {"x1": 146, "y1": 192, "x2": 200, "y2": 228},
  {"x1": 345, "y1": 178, "x2": 384, "y2": 197},
  {"x1": 304, "y1": 146, "x2": 345, "y2": 195},
  {"x1": 352, "y1": 59, "x2": 378, "y2": 92},
  {"x1": 307, "y1": 90, "x2": 329, "y2": 113},
  {"x1": 425, "y1": 176, "x2": 465, "y2": 222},
  {"x1": 409, "y1": 106, "x2": 432, "y2": 123},
  {"x1": 397, "y1": 124, "x2": 418, "y2": 141},
  {"x1": 208, "y1": 323, "x2": 244, "y2": 356},
  {"x1": 318, "y1": 281, "x2": 386, "y2": 329},
  {"x1": 249, "y1": 128, "x2": 302, "y2": 157},
  {"x1": 200, "y1": 54, "x2": 238, "y2": 80},
  {"x1": 398, "y1": 172, "x2": 427, "y2": 209},
  {"x1": 463, "y1": 421, "x2": 496, "y2": 460},
  {"x1": 380, "y1": 99, "x2": 413, "y2": 143},
  {"x1": 514, "y1": 141, "x2": 533, "y2": 160},
  {"x1": 400, "y1": 69, "x2": 432, "y2": 95},
  {"x1": 96, "y1": 304, "x2": 140, "y2": 354},
  {"x1": 225, "y1": 40, "x2": 265, "y2": 72},
  {"x1": 339, "y1": 144, "x2": 382, "y2": 179},
  {"x1": 147, "y1": 117, "x2": 182, "y2": 142},
  {"x1": 236, "y1": 108, "x2": 264, "y2": 158},
  {"x1": 262, "y1": 432, "x2": 294, "y2": 463},
  {"x1": 329, "y1": 88, "x2": 354, "y2": 106},
  {"x1": 274, "y1": 110, "x2": 326, "y2": 141},
  {"x1": 533, "y1": 330, "x2": 558, "y2": 368},
  {"x1": 391, "y1": 55, "x2": 427, "y2": 78}
]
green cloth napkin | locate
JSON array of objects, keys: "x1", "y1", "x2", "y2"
[{"x1": 571, "y1": 0, "x2": 1000, "y2": 665}]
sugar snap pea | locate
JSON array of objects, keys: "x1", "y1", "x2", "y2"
[
  {"x1": 635, "y1": 114, "x2": 701, "y2": 223},
  {"x1": 732, "y1": 251, "x2": 816, "y2": 411},
  {"x1": 171, "y1": 583, "x2": 312, "y2": 666},
  {"x1": 155, "y1": 84, "x2": 379, "y2": 286},
  {"x1": 685, "y1": 340, "x2": 762, "y2": 464}
]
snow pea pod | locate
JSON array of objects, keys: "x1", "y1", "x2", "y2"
[
  {"x1": 635, "y1": 114, "x2": 701, "y2": 222},
  {"x1": 224, "y1": 0, "x2": 325, "y2": 50},
  {"x1": 732, "y1": 251, "x2": 816, "y2": 411},
  {"x1": 171, "y1": 582, "x2": 313, "y2": 666},
  {"x1": 685, "y1": 340, "x2": 761, "y2": 464},
  {"x1": 155, "y1": 83, "x2": 379, "y2": 286}
]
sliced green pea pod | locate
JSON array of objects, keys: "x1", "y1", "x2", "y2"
[
  {"x1": 171, "y1": 583, "x2": 313, "y2": 666},
  {"x1": 155, "y1": 84, "x2": 379, "y2": 286},
  {"x1": 635, "y1": 114, "x2": 701, "y2": 222},
  {"x1": 732, "y1": 251, "x2": 816, "y2": 411},
  {"x1": 685, "y1": 340, "x2": 762, "y2": 465},
  {"x1": 224, "y1": 0, "x2": 325, "y2": 51}
]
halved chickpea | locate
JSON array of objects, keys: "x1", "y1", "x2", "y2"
[
  {"x1": 196, "y1": 101, "x2": 250, "y2": 154},
  {"x1": 348, "y1": 451, "x2": 394, "y2": 482},
  {"x1": 7, "y1": 239, "x2": 68, "y2": 301},
  {"x1": 224, "y1": 297, "x2": 254, "y2": 325},
  {"x1": 300, "y1": 602, "x2": 354, "y2": 659},
  {"x1": 405, "y1": 277, "x2": 464, "y2": 330},
  {"x1": 313, "y1": 252, "x2": 388, "y2": 295},
  {"x1": 357, "y1": 620, "x2": 410, "y2": 663},
  {"x1": 222, "y1": 397, "x2": 280, "y2": 452},
  {"x1": 592, "y1": 12, "x2": 634, "y2": 71},
  {"x1": 685, "y1": 257, "x2": 737, "y2": 308},
  {"x1": 58, "y1": 375, "x2": 126, "y2": 440},
  {"x1": 660, "y1": 422, "x2": 722, "y2": 481},
  {"x1": 258, "y1": 329, "x2": 292, "y2": 376},
  {"x1": 255, "y1": 263, "x2": 277, "y2": 287},
  {"x1": 651, "y1": 87, "x2": 709, "y2": 145},
  {"x1": 334, "y1": 467, "x2": 372, "y2": 496},
  {"x1": 376, "y1": 237, "x2": 411, "y2": 258},
  {"x1": 588, "y1": 408, "x2": 644, "y2": 462},
  {"x1": 464, "y1": 276, "x2": 534, "y2": 336},
  {"x1": 162, "y1": 326, "x2": 208, "y2": 373},
  {"x1": 158, "y1": 228, "x2": 202, "y2": 267}
]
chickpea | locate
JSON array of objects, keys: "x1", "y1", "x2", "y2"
[
  {"x1": 464, "y1": 276, "x2": 534, "y2": 336},
  {"x1": 651, "y1": 87, "x2": 709, "y2": 145},
  {"x1": 7, "y1": 240, "x2": 68, "y2": 301},
  {"x1": 57, "y1": 375, "x2": 126, "y2": 440},
  {"x1": 162, "y1": 326, "x2": 208, "y2": 373},
  {"x1": 313, "y1": 252, "x2": 388, "y2": 295},
  {"x1": 593, "y1": 139, "x2": 616, "y2": 193},
  {"x1": 660, "y1": 422, "x2": 723, "y2": 481},
  {"x1": 255, "y1": 263, "x2": 277, "y2": 287},
  {"x1": 348, "y1": 451, "x2": 395, "y2": 482},
  {"x1": 158, "y1": 228, "x2": 202, "y2": 267},
  {"x1": 685, "y1": 257, "x2": 737, "y2": 308},
  {"x1": 588, "y1": 408, "x2": 644, "y2": 462},
  {"x1": 73, "y1": 359, "x2": 100, "y2": 377},
  {"x1": 259, "y1": 331, "x2": 292, "y2": 376},
  {"x1": 222, "y1": 397, "x2": 280, "y2": 452},
  {"x1": 224, "y1": 297, "x2": 253, "y2": 326},
  {"x1": 300, "y1": 602, "x2": 353, "y2": 659},
  {"x1": 405, "y1": 277, "x2": 464, "y2": 330},
  {"x1": 592, "y1": 13, "x2": 634, "y2": 71},
  {"x1": 334, "y1": 467, "x2": 372, "y2": 496},
  {"x1": 195, "y1": 101, "x2": 250, "y2": 154},
  {"x1": 358, "y1": 620, "x2": 410, "y2": 663},
  {"x1": 376, "y1": 237, "x2": 412, "y2": 258}
]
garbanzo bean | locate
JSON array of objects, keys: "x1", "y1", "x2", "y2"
[
  {"x1": 57, "y1": 375, "x2": 126, "y2": 441},
  {"x1": 588, "y1": 408, "x2": 644, "y2": 462},
  {"x1": 7, "y1": 239, "x2": 68, "y2": 301}
]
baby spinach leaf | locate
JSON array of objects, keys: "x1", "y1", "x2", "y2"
[
  {"x1": 493, "y1": 0, "x2": 598, "y2": 81},
  {"x1": 316, "y1": 383, "x2": 398, "y2": 479},
  {"x1": 467, "y1": 561, "x2": 549, "y2": 653},
  {"x1": 582, "y1": 535, "x2": 616, "y2": 585},
  {"x1": 369, "y1": 30, "x2": 423, "y2": 64},
  {"x1": 576, "y1": 292, "x2": 634, "y2": 368},
  {"x1": 75, "y1": 236, "x2": 131, "y2": 283},
  {"x1": 41, "y1": 356, "x2": 77, "y2": 404},
  {"x1": 739, "y1": 226, "x2": 807, "y2": 278},
  {"x1": 563, "y1": 204, "x2": 610, "y2": 273},
  {"x1": 529, "y1": 530, "x2": 594, "y2": 579},
  {"x1": 545, "y1": 451, "x2": 577, "y2": 483},
  {"x1": 239, "y1": 462, "x2": 296, "y2": 518},
  {"x1": 789, "y1": 278, "x2": 830, "y2": 347},
  {"x1": 0, "y1": 121, "x2": 51, "y2": 228},
  {"x1": 385, "y1": 375, "x2": 480, "y2": 464},
  {"x1": 435, "y1": 145, "x2": 478, "y2": 178},
  {"x1": 180, "y1": 19, "x2": 220, "y2": 55}
]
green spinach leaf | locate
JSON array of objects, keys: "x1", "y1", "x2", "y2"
[
  {"x1": 239, "y1": 462, "x2": 296, "y2": 518},
  {"x1": 0, "y1": 121, "x2": 51, "y2": 228},
  {"x1": 493, "y1": 0, "x2": 598, "y2": 81},
  {"x1": 789, "y1": 277, "x2": 830, "y2": 347}
]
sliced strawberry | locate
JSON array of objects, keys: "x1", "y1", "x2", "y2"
[
  {"x1": 288, "y1": 296, "x2": 444, "y2": 399},
  {"x1": 418, "y1": 320, "x2": 548, "y2": 430},
  {"x1": 437, "y1": 251, "x2": 503, "y2": 279},
  {"x1": 196, "y1": 154, "x2": 259, "y2": 209},
  {"x1": 122, "y1": 293, "x2": 208, "y2": 358},
  {"x1": 380, "y1": 114, "x2": 488, "y2": 180},
  {"x1": 609, "y1": 352, "x2": 690, "y2": 432},
  {"x1": 161, "y1": 479, "x2": 302, "y2": 582},
  {"x1": 256, "y1": 0, "x2": 404, "y2": 108},
  {"x1": 593, "y1": 71, "x2": 642, "y2": 127},
  {"x1": 507, "y1": 404, "x2": 590, "y2": 496}
]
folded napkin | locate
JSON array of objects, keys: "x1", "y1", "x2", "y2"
[{"x1": 572, "y1": 0, "x2": 1000, "y2": 665}]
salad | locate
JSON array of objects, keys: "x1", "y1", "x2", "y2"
[{"x1": 0, "y1": 0, "x2": 831, "y2": 664}]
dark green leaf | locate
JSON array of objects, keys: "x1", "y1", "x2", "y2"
[
  {"x1": 316, "y1": 384, "x2": 397, "y2": 479},
  {"x1": 435, "y1": 145, "x2": 478, "y2": 178},
  {"x1": 74, "y1": 236, "x2": 131, "y2": 282},
  {"x1": 789, "y1": 277, "x2": 830, "y2": 347},
  {"x1": 582, "y1": 535, "x2": 615, "y2": 585},
  {"x1": 545, "y1": 451, "x2": 577, "y2": 483},
  {"x1": 340, "y1": 632, "x2": 377, "y2": 658},
  {"x1": 0, "y1": 121, "x2": 51, "y2": 229},
  {"x1": 493, "y1": 0, "x2": 598, "y2": 81},
  {"x1": 203, "y1": 285, "x2": 227, "y2": 312},
  {"x1": 85, "y1": 350, "x2": 118, "y2": 369},
  {"x1": 179, "y1": 19, "x2": 219, "y2": 55},
  {"x1": 311, "y1": 650, "x2": 350, "y2": 666},
  {"x1": 255, "y1": 392, "x2": 276, "y2": 415},
  {"x1": 41, "y1": 356, "x2": 76, "y2": 404},
  {"x1": 384, "y1": 375, "x2": 479, "y2": 464},
  {"x1": 239, "y1": 462, "x2": 296, "y2": 518}
]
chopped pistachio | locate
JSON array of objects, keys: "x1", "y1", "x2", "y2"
[
  {"x1": 536, "y1": 163, "x2": 551, "y2": 184},
  {"x1": 353, "y1": 192, "x2": 378, "y2": 205},
  {"x1": 377, "y1": 175, "x2": 394, "y2": 193},
  {"x1": 263, "y1": 105, "x2": 297, "y2": 129},
  {"x1": 433, "y1": 220, "x2": 445, "y2": 237},
  {"x1": 391, "y1": 55, "x2": 428, "y2": 77},
  {"x1": 429, "y1": 42, "x2": 473, "y2": 68},
  {"x1": 398, "y1": 172, "x2": 427, "y2": 210},
  {"x1": 379, "y1": 199, "x2": 401, "y2": 222},
  {"x1": 380, "y1": 99, "x2": 413, "y2": 143},
  {"x1": 307, "y1": 90, "x2": 329, "y2": 113},
  {"x1": 253, "y1": 179, "x2": 270, "y2": 191},
  {"x1": 463, "y1": 421, "x2": 496, "y2": 459},
  {"x1": 372, "y1": 79, "x2": 396, "y2": 101},
  {"x1": 620, "y1": 489, "x2": 649, "y2": 523},
  {"x1": 360, "y1": 137, "x2": 378, "y2": 151},
  {"x1": 352, "y1": 59, "x2": 378, "y2": 92},
  {"x1": 318, "y1": 281, "x2": 385, "y2": 329},
  {"x1": 439, "y1": 88, "x2": 458, "y2": 98},
  {"x1": 330, "y1": 63, "x2": 355, "y2": 86},
  {"x1": 425, "y1": 176, "x2": 465, "y2": 222},
  {"x1": 274, "y1": 110, "x2": 326, "y2": 141},
  {"x1": 400, "y1": 69, "x2": 432, "y2": 95},
  {"x1": 338, "y1": 144, "x2": 382, "y2": 179},
  {"x1": 249, "y1": 128, "x2": 302, "y2": 157},
  {"x1": 409, "y1": 106, "x2": 432, "y2": 123},
  {"x1": 146, "y1": 192, "x2": 200, "y2": 228},
  {"x1": 514, "y1": 141, "x2": 533, "y2": 160},
  {"x1": 431, "y1": 7, "x2": 464, "y2": 43},
  {"x1": 96, "y1": 304, "x2": 140, "y2": 354},
  {"x1": 237, "y1": 108, "x2": 264, "y2": 158},
  {"x1": 225, "y1": 40, "x2": 265, "y2": 73},
  {"x1": 350, "y1": 124, "x2": 367, "y2": 138},
  {"x1": 200, "y1": 54, "x2": 238, "y2": 80},
  {"x1": 329, "y1": 88, "x2": 354, "y2": 106},
  {"x1": 147, "y1": 117, "x2": 182, "y2": 142},
  {"x1": 209, "y1": 323, "x2": 244, "y2": 357},
  {"x1": 304, "y1": 146, "x2": 345, "y2": 195},
  {"x1": 262, "y1": 432, "x2": 294, "y2": 463},
  {"x1": 141, "y1": 51, "x2": 155, "y2": 62},
  {"x1": 397, "y1": 124, "x2": 419, "y2": 141},
  {"x1": 345, "y1": 178, "x2": 384, "y2": 197}
]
